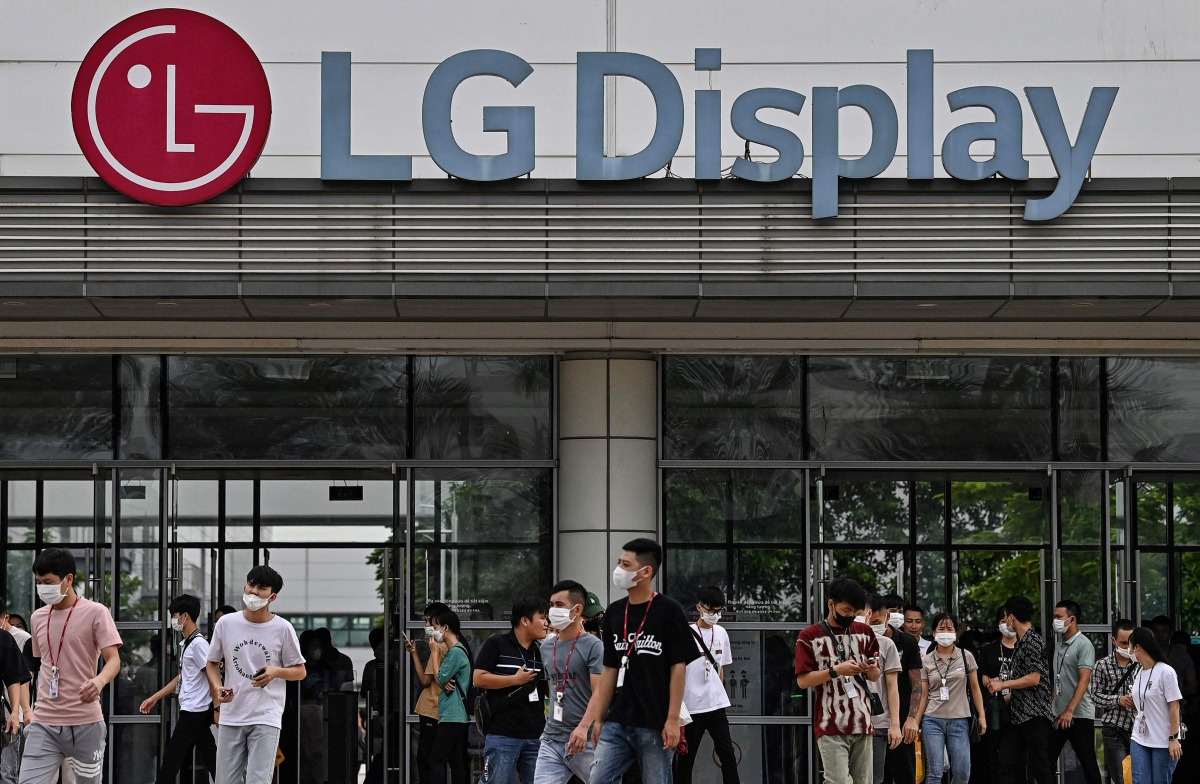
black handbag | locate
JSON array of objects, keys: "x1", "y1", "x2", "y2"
[{"x1": 962, "y1": 650, "x2": 981, "y2": 743}]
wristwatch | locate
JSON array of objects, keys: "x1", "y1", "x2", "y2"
[
  {"x1": 1168, "y1": 733, "x2": 1180, "y2": 741},
  {"x1": 828, "y1": 667, "x2": 839, "y2": 682}
]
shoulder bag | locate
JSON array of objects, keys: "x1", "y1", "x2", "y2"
[
  {"x1": 819, "y1": 622, "x2": 884, "y2": 716},
  {"x1": 960, "y1": 649, "x2": 981, "y2": 743}
]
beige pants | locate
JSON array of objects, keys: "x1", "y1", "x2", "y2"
[{"x1": 817, "y1": 733, "x2": 874, "y2": 784}]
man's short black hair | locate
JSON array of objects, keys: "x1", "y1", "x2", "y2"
[
  {"x1": 32, "y1": 547, "x2": 77, "y2": 580},
  {"x1": 827, "y1": 578, "x2": 868, "y2": 611},
  {"x1": 1112, "y1": 618, "x2": 1135, "y2": 637},
  {"x1": 550, "y1": 580, "x2": 587, "y2": 609},
  {"x1": 1055, "y1": 599, "x2": 1083, "y2": 624},
  {"x1": 904, "y1": 605, "x2": 925, "y2": 616},
  {"x1": 422, "y1": 602, "x2": 450, "y2": 621},
  {"x1": 216, "y1": 604, "x2": 237, "y2": 617},
  {"x1": 510, "y1": 596, "x2": 551, "y2": 629},
  {"x1": 1004, "y1": 595, "x2": 1035, "y2": 624},
  {"x1": 881, "y1": 594, "x2": 906, "y2": 611},
  {"x1": 246, "y1": 564, "x2": 283, "y2": 593},
  {"x1": 1150, "y1": 615, "x2": 1173, "y2": 630},
  {"x1": 865, "y1": 593, "x2": 887, "y2": 613},
  {"x1": 696, "y1": 586, "x2": 725, "y2": 609},
  {"x1": 168, "y1": 594, "x2": 201, "y2": 623},
  {"x1": 622, "y1": 538, "x2": 663, "y2": 574}
]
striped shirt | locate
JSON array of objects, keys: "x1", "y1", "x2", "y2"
[{"x1": 1090, "y1": 653, "x2": 1139, "y2": 733}]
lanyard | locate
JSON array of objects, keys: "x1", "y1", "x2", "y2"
[
  {"x1": 1136, "y1": 663, "x2": 1157, "y2": 714},
  {"x1": 935, "y1": 651, "x2": 955, "y2": 688},
  {"x1": 552, "y1": 632, "x2": 582, "y2": 696},
  {"x1": 45, "y1": 597, "x2": 80, "y2": 670},
  {"x1": 622, "y1": 593, "x2": 656, "y2": 661},
  {"x1": 1056, "y1": 634, "x2": 1076, "y2": 676}
]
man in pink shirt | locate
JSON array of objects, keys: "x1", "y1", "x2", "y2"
[{"x1": 19, "y1": 548, "x2": 122, "y2": 784}]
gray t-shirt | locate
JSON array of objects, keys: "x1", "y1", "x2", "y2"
[
  {"x1": 540, "y1": 631, "x2": 604, "y2": 741},
  {"x1": 1052, "y1": 633, "x2": 1096, "y2": 718},
  {"x1": 869, "y1": 632, "x2": 903, "y2": 729},
  {"x1": 921, "y1": 648, "x2": 978, "y2": 720}
]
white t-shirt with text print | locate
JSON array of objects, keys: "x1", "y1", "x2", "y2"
[{"x1": 207, "y1": 611, "x2": 305, "y2": 728}]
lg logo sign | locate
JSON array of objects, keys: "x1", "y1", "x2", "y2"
[{"x1": 71, "y1": 9, "x2": 271, "y2": 206}]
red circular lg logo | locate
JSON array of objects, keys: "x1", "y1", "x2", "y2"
[{"x1": 72, "y1": 9, "x2": 271, "y2": 206}]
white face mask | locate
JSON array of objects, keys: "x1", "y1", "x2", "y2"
[
  {"x1": 432, "y1": 628, "x2": 445, "y2": 643},
  {"x1": 37, "y1": 582, "x2": 67, "y2": 606},
  {"x1": 998, "y1": 623, "x2": 1016, "y2": 639},
  {"x1": 870, "y1": 623, "x2": 887, "y2": 636},
  {"x1": 169, "y1": 616, "x2": 184, "y2": 633},
  {"x1": 1116, "y1": 646, "x2": 1134, "y2": 659},
  {"x1": 935, "y1": 632, "x2": 957, "y2": 647},
  {"x1": 700, "y1": 611, "x2": 722, "y2": 625},
  {"x1": 612, "y1": 565, "x2": 642, "y2": 591},
  {"x1": 548, "y1": 607, "x2": 576, "y2": 630},
  {"x1": 853, "y1": 615, "x2": 866, "y2": 625},
  {"x1": 425, "y1": 626, "x2": 437, "y2": 639},
  {"x1": 1052, "y1": 619, "x2": 1068, "y2": 635},
  {"x1": 888, "y1": 612, "x2": 905, "y2": 629},
  {"x1": 242, "y1": 592, "x2": 270, "y2": 612}
]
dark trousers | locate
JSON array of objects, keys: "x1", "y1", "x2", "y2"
[
  {"x1": 1100, "y1": 727, "x2": 1130, "y2": 784},
  {"x1": 883, "y1": 738, "x2": 917, "y2": 784},
  {"x1": 1049, "y1": 718, "x2": 1102, "y2": 784},
  {"x1": 429, "y1": 721, "x2": 469, "y2": 784},
  {"x1": 675, "y1": 708, "x2": 740, "y2": 784},
  {"x1": 154, "y1": 708, "x2": 217, "y2": 784},
  {"x1": 999, "y1": 718, "x2": 1053, "y2": 784},
  {"x1": 417, "y1": 716, "x2": 439, "y2": 784}
]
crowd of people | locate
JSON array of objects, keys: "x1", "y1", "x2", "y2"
[{"x1": 0, "y1": 543, "x2": 1196, "y2": 784}]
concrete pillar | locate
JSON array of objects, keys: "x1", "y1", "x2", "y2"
[{"x1": 557, "y1": 354, "x2": 658, "y2": 605}]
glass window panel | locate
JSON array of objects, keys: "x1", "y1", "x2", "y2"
[
  {"x1": 1138, "y1": 552, "x2": 1168, "y2": 622},
  {"x1": 808, "y1": 356, "x2": 1052, "y2": 461},
  {"x1": 665, "y1": 469, "x2": 804, "y2": 545},
  {"x1": 915, "y1": 481, "x2": 944, "y2": 545},
  {"x1": 666, "y1": 547, "x2": 807, "y2": 623},
  {"x1": 167, "y1": 356, "x2": 408, "y2": 460},
  {"x1": 916, "y1": 550, "x2": 949, "y2": 618},
  {"x1": 112, "y1": 629, "x2": 162, "y2": 715},
  {"x1": 1136, "y1": 482, "x2": 1167, "y2": 546},
  {"x1": 112, "y1": 723, "x2": 161, "y2": 784},
  {"x1": 5, "y1": 479, "x2": 35, "y2": 543},
  {"x1": 4, "y1": 548, "x2": 35, "y2": 623},
  {"x1": 955, "y1": 550, "x2": 1042, "y2": 629},
  {"x1": 221, "y1": 549, "x2": 255, "y2": 608},
  {"x1": 715, "y1": 631, "x2": 807, "y2": 718},
  {"x1": 114, "y1": 547, "x2": 161, "y2": 621},
  {"x1": 814, "y1": 549, "x2": 904, "y2": 604},
  {"x1": 411, "y1": 547, "x2": 550, "y2": 621},
  {"x1": 118, "y1": 470, "x2": 161, "y2": 545},
  {"x1": 951, "y1": 480, "x2": 1047, "y2": 545},
  {"x1": 258, "y1": 478, "x2": 394, "y2": 543},
  {"x1": 1057, "y1": 357, "x2": 1102, "y2": 461},
  {"x1": 174, "y1": 479, "x2": 218, "y2": 544},
  {"x1": 1059, "y1": 470, "x2": 1102, "y2": 545},
  {"x1": 813, "y1": 479, "x2": 910, "y2": 545},
  {"x1": 1172, "y1": 484, "x2": 1200, "y2": 546},
  {"x1": 266, "y1": 549, "x2": 384, "y2": 626},
  {"x1": 1059, "y1": 549, "x2": 1106, "y2": 625},
  {"x1": 1180, "y1": 552, "x2": 1200, "y2": 635},
  {"x1": 413, "y1": 356, "x2": 551, "y2": 460},
  {"x1": 414, "y1": 469, "x2": 550, "y2": 545},
  {"x1": 119, "y1": 355, "x2": 162, "y2": 459},
  {"x1": 227, "y1": 479, "x2": 254, "y2": 543},
  {"x1": 0, "y1": 355, "x2": 113, "y2": 459},
  {"x1": 684, "y1": 722, "x2": 811, "y2": 784},
  {"x1": 662, "y1": 356, "x2": 804, "y2": 460},
  {"x1": 43, "y1": 478, "x2": 101, "y2": 546},
  {"x1": 1107, "y1": 358, "x2": 1200, "y2": 462}
]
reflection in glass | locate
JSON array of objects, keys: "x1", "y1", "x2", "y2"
[
  {"x1": 662, "y1": 356, "x2": 804, "y2": 460},
  {"x1": 43, "y1": 478, "x2": 102, "y2": 547},
  {"x1": 113, "y1": 629, "x2": 162, "y2": 715},
  {"x1": 1136, "y1": 482, "x2": 1167, "y2": 546},
  {"x1": 814, "y1": 549, "x2": 903, "y2": 605},
  {"x1": 955, "y1": 551, "x2": 1041, "y2": 629},
  {"x1": 951, "y1": 480, "x2": 1046, "y2": 545},
  {"x1": 412, "y1": 547, "x2": 548, "y2": 622},
  {"x1": 1139, "y1": 552, "x2": 1168, "y2": 620},
  {"x1": 5, "y1": 479, "x2": 35, "y2": 543},
  {"x1": 814, "y1": 479, "x2": 909, "y2": 545},
  {"x1": 4, "y1": 548, "x2": 35, "y2": 621},
  {"x1": 259, "y1": 478, "x2": 394, "y2": 543},
  {"x1": 1059, "y1": 549, "x2": 1105, "y2": 624},
  {"x1": 0, "y1": 355, "x2": 113, "y2": 459},
  {"x1": 916, "y1": 551, "x2": 949, "y2": 618},
  {"x1": 1059, "y1": 471, "x2": 1102, "y2": 545},
  {"x1": 119, "y1": 355, "x2": 162, "y2": 459},
  {"x1": 414, "y1": 469, "x2": 550, "y2": 545},
  {"x1": 112, "y1": 723, "x2": 160, "y2": 784},
  {"x1": 664, "y1": 469, "x2": 804, "y2": 545},
  {"x1": 1058, "y1": 358, "x2": 1102, "y2": 461},
  {"x1": 413, "y1": 356, "x2": 551, "y2": 460},
  {"x1": 808, "y1": 356, "x2": 1052, "y2": 461},
  {"x1": 1172, "y1": 484, "x2": 1200, "y2": 546},
  {"x1": 1108, "y1": 358, "x2": 1200, "y2": 462},
  {"x1": 1181, "y1": 552, "x2": 1200, "y2": 632},
  {"x1": 167, "y1": 356, "x2": 408, "y2": 460},
  {"x1": 666, "y1": 548, "x2": 806, "y2": 622}
]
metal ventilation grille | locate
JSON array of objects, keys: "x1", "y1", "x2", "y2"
[{"x1": 0, "y1": 179, "x2": 1191, "y2": 280}]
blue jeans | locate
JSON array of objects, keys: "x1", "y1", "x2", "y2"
[
  {"x1": 480, "y1": 735, "x2": 540, "y2": 784},
  {"x1": 1129, "y1": 740, "x2": 1177, "y2": 784},
  {"x1": 533, "y1": 733, "x2": 594, "y2": 784},
  {"x1": 589, "y1": 722, "x2": 675, "y2": 784},
  {"x1": 920, "y1": 716, "x2": 971, "y2": 784}
]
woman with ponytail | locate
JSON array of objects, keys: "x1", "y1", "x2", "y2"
[
  {"x1": 428, "y1": 609, "x2": 473, "y2": 784},
  {"x1": 1118, "y1": 626, "x2": 1184, "y2": 783}
]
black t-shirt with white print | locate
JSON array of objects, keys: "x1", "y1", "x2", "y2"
[{"x1": 602, "y1": 594, "x2": 700, "y2": 729}]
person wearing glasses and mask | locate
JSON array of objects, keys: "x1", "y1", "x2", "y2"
[
  {"x1": 675, "y1": 586, "x2": 739, "y2": 784},
  {"x1": 1117, "y1": 627, "x2": 1184, "y2": 784}
]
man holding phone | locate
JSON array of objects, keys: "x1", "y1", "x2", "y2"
[
  {"x1": 472, "y1": 597, "x2": 550, "y2": 783},
  {"x1": 206, "y1": 566, "x2": 307, "y2": 784}
]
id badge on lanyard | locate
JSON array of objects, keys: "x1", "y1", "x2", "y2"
[
  {"x1": 553, "y1": 691, "x2": 565, "y2": 722},
  {"x1": 48, "y1": 666, "x2": 60, "y2": 699}
]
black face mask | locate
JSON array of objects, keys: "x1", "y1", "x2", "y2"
[{"x1": 829, "y1": 605, "x2": 856, "y2": 629}]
